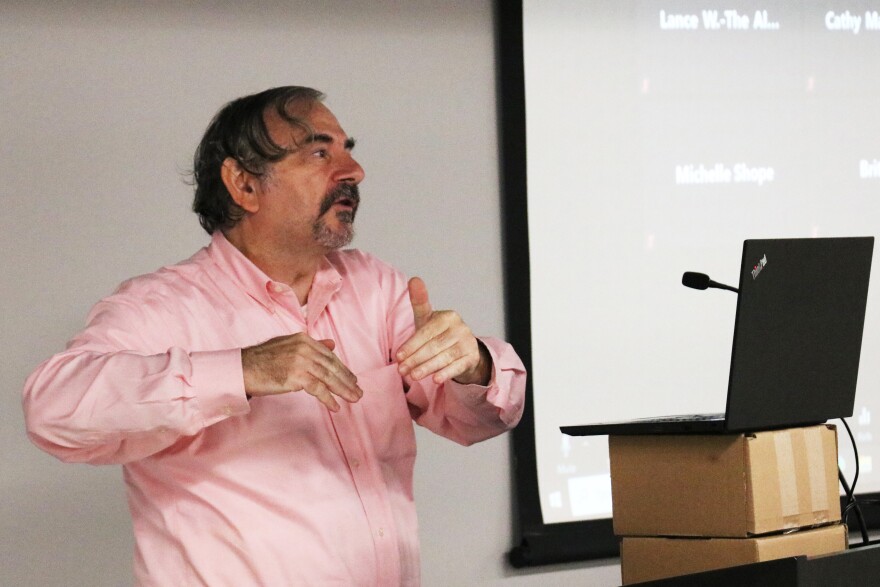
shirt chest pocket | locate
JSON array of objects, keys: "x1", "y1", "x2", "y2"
[{"x1": 354, "y1": 364, "x2": 416, "y2": 462}]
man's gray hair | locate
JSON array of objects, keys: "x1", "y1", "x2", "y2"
[{"x1": 191, "y1": 86, "x2": 325, "y2": 234}]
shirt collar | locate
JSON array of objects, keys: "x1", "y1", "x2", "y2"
[{"x1": 207, "y1": 231, "x2": 343, "y2": 314}]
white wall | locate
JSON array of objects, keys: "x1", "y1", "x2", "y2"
[{"x1": 0, "y1": 2, "x2": 619, "y2": 585}]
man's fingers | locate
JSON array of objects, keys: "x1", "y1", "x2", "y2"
[
  {"x1": 396, "y1": 303, "x2": 458, "y2": 365},
  {"x1": 307, "y1": 357, "x2": 362, "y2": 402},
  {"x1": 406, "y1": 343, "x2": 463, "y2": 381},
  {"x1": 311, "y1": 339, "x2": 362, "y2": 397},
  {"x1": 393, "y1": 283, "x2": 491, "y2": 386},
  {"x1": 303, "y1": 375, "x2": 341, "y2": 412},
  {"x1": 307, "y1": 338, "x2": 359, "y2": 390},
  {"x1": 399, "y1": 319, "x2": 478, "y2": 379},
  {"x1": 243, "y1": 333, "x2": 362, "y2": 403},
  {"x1": 398, "y1": 323, "x2": 457, "y2": 374},
  {"x1": 430, "y1": 355, "x2": 478, "y2": 385},
  {"x1": 408, "y1": 277, "x2": 433, "y2": 329}
]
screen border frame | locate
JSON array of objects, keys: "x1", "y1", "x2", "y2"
[{"x1": 496, "y1": 0, "x2": 619, "y2": 565}]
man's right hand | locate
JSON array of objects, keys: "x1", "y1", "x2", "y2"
[{"x1": 241, "y1": 333, "x2": 363, "y2": 412}]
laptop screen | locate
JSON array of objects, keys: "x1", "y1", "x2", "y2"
[{"x1": 725, "y1": 237, "x2": 874, "y2": 431}]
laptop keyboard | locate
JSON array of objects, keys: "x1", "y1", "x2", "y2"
[{"x1": 633, "y1": 413, "x2": 725, "y2": 423}]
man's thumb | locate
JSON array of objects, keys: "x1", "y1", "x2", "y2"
[{"x1": 408, "y1": 277, "x2": 432, "y2": 328}]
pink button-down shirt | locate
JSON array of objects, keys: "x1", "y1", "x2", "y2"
[{"x1": 22, "y1": 232, "x2": 526, "y2": 586}]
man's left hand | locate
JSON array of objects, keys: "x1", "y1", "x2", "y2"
[{"x1": 396, "y1": 277, "x2": 492, "y2": 386}]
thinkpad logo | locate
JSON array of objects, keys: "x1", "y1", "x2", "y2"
[{"x1": 751, "y1": 254, "x2": 767, "y2": 279}]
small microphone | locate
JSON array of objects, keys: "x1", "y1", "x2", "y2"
[{"x1": 682, "y1": 271, "x2": 739, "y2": 294}]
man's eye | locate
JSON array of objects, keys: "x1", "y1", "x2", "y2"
[{"x1": 313, "y1": 149, "x2": 328, "y2": 158}]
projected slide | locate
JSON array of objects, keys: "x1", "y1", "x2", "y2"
[{"x1": 523, "y1": 1, "x2": 880, "y2": 524}]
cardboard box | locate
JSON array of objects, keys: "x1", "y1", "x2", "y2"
[
  {"x1": 610, "y1": 424, "x2": 840, "y2": 537},
  {"x1": 620, "y1": 523, "x2": 847, "y2": 585}
]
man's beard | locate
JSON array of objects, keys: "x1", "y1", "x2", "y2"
[{"x1": 312, "y1": 183, "x2": 360, "y2": 249}]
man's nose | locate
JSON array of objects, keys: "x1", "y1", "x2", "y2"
[{"x1": 336, "y1": 154, "x2": 365, "y2": 184}]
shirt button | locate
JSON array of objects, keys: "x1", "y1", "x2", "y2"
[
  {"x1": 378, "y1": 528, "x2": 384, "y2": 538},
  {"x1": 223, "y1": 406, "x2": 233, "y2": 416},
  {"x1": 351, "y1": 458, "x2": 360, "y2": 468},
  {"x1": 272, "y1": 283, "x2": 285, "y2": 293}
]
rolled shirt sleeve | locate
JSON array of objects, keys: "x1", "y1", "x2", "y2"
[
  {"x1": 403, "y1": 335, "x2": 526, "y2": 446},
  {"x1": 23, "y1": 297, "x2": 250, "y2": 465}
]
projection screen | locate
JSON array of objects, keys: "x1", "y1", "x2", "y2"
[{"x1": 501, "y1": 0, "x2": 880, "y2": 564}]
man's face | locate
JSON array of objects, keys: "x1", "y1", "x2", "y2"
[{"x1": 254, "y1": 100, "x2": 365, "y2": 254}]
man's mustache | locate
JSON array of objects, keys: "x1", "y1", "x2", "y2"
[{"x1": 319, "y1": 184, "x2": 360, "y2": 216}]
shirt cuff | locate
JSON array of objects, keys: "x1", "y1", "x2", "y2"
[
  {"x1": 447, "y1": 338, "x2": 502, "y2": 397},
  {"x1": 188, "y1": 348, "x2": 251, "y2": 425}
]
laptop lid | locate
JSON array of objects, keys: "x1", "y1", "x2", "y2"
[
  {"x1": 723, "y1": 236, "x2": 873, "y2": 432},
  {"x1": 561, "y1": 236, "x2": 874, "y2": 437}
]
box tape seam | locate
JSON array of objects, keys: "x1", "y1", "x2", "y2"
[
  {"x1": 774, "y1": 431, "x2": 800, "y2": 518},
  {"x1": 805, "y1": 426, "x2": 829, "y2": 516}
]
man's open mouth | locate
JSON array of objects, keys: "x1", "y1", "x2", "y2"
[{"x1": 320, "y1": 184, "x2": 360, "y2": 216}]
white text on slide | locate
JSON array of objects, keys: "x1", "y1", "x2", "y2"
[
  {"x1": 659, "y1": 9, "x2": 780, "y2": 31},
  {"x1": 658, "y1": 9, "x2": 880, "y2": 32},
  {"x1": 825, "y1": 11, "x2": 880, "y2": 33},
  {"x1": 861, "y1": 159, "x2": 880, "y2": 179},
  {"x1": 675, "y1": 163, "x2": 776, "y2": 186}
]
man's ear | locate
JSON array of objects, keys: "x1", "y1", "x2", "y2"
[{"x1": 220, "y1": 158, "x2": 260, "y2": 214}]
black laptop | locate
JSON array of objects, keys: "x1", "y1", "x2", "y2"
[{"x1": 561, "y1": 236, "x2": 874, "y2": 436}]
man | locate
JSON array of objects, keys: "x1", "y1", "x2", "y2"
[{"x1": 22, "y1": 86, "x2": 526, "y2": 586}]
